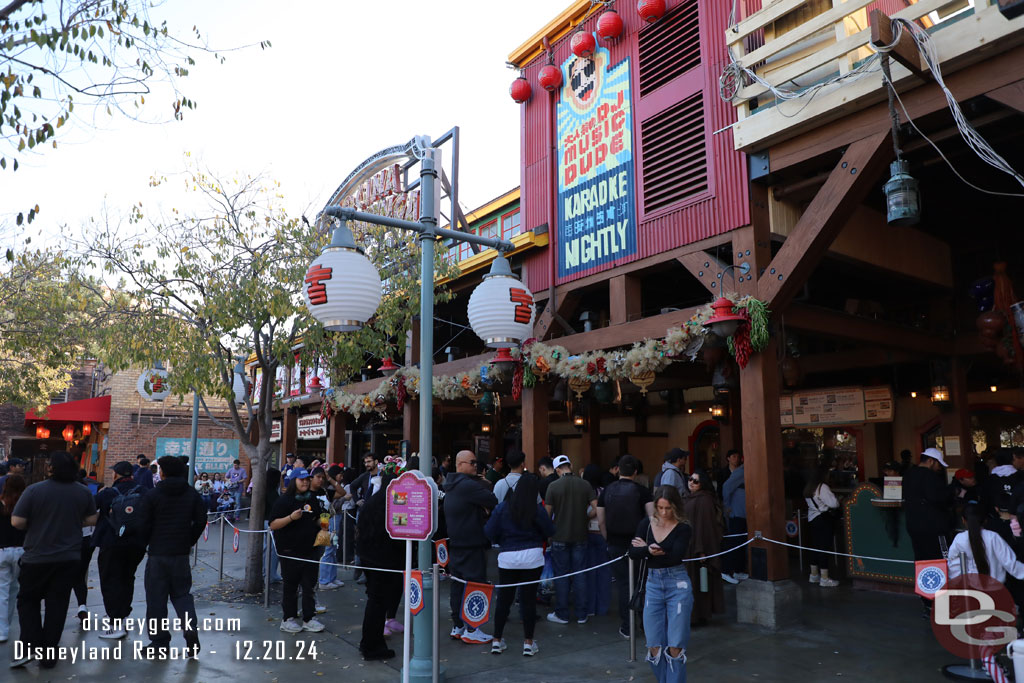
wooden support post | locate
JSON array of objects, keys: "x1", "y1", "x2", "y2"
[
  {"x1": 677, "y1": 252, "x2": 731, "y2": 295},
  {"x1": 327, "y1": 411, "x2": 347, "y2": 466},
  {"x1": 581, "y1": 400, "x2": 601, "y2": 466},
  {"x1": 940, "y1": 358, "x2": 971, "y2": 469},
  {"x1": 281, "y1": 410, "x2": 298, "y2": 464},
  {"x1": 609, "y1": 274, "x2": 643, "y2": 325},
  {"x1": 869, "y1": 9, "x2": 928, "y2": 80},
  {"x1": 534, "y1": 290, "x2": 581, "y2": 340},
  {"x1": 522, "y1": 383, "x2": 550, "y2": 472}
]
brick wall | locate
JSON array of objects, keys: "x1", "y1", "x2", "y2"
[{"x1": 0, "y1": 362, "x2": 97, "y2": 458}]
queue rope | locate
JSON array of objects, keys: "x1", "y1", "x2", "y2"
[{"x1": 759, "y1": 535, "x2": 916, "y2": 564}]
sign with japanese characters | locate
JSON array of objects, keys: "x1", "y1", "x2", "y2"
[
  {"x1": 296, "y1": 414, "x2": 327, "y2": 440},
  {"x1": 270, "y1": 420, "x2": 282, "y2": 443},
  {"x1": 556, "y1": 41, "x2": 637, "y2": 282},
  {"x1": 155, "y1": 438, "x2": 240, "y2": 473}
]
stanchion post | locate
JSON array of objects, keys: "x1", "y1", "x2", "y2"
[
  {"x1": 264, "y1": 528, "x2": 271, "y2": 609},
  {"x1": 432, "y1": 562, "x2": 439, "y2": 683},
  {"x1": 798, "y1": 512, "x2": 803, "y2": 573},
  {"x1": 219, "y1": 515, "x2": 226, "y2": 581},
  {"x1": 193, "y1": 536, "x2": 199, "y2": 567},
  {"x1": 342, "y1": 513, "x2": 349, "y2": 579},
  {"x1": 628, "y1": 557, "x2": 636, "y2": 662}
]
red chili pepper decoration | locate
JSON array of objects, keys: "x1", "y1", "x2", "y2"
[
  {"x1": 395, "y1": 376, "x2": 407, "y2": 411},
  {"x1": 512, "y1": 363, "x2": 524, "y2": 401}
]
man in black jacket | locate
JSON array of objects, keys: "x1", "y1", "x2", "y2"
[
  {"x1": 443, "y1": 449, "x2": 498, "y2": 644},
  {"x1": 356, "y1": 471, "x2": 404, "y2": 661},
  {"x1": 94, "y1": 461, "x2": 149, "y2": 640},
  {"x1": 904, "y1": 447, "x2": 954, "y2": 563},
  {"x1": 139, "y1": 455, "x2": 208, "y2": 657}
]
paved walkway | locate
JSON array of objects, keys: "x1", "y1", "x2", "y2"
[{"x1": 1, "y1": 518, "x2": 962, "y2": 682}]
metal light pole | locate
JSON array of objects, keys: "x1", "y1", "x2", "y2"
[
  {"x1": 320, "y1": 138, "x2": 515, "y2": 683},
  {"x1": 188, "y1": 391, "x2": 199, "y2": 487}
]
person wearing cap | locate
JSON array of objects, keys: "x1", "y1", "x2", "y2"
[
  {"x1": 269, "y1": 467, "x2": 326, "y2": 634},
  {"x1": 0, "y1": 458, "x2": 27, "y2": 492},
  {"x1": 92, "y1": 460, "x2": 149, "y2": 639},
  {"x1": 282, "y1": 453, "x2": 297, "y2": 488},
  {"x1": 904, "y1": 448, "x2": 955, "y2": 586},
  {"x1": 654, "y1": 448, "x2": 688, "y2": 498},
  {"x1": 226, "y1": 459, "x2": 248, "y2": 522},
  {"x1": 952, "y1": 469, "x2": 980, "y2": 518},
  {"x1": 545, "y1": 454, "x2": 598, "y2": 626}
]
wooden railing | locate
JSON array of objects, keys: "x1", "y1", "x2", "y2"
[{"x1": 726, "y1": 0, "x2": 981, "y2": 120}]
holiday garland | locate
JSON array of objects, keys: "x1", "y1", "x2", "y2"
[{"x1": 325, "y1": 294, "x2": 770, "y2": 418}]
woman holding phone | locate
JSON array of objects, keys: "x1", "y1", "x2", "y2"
[{"x1": 629, "y1": 485, "x2": 693, "y2": 683}]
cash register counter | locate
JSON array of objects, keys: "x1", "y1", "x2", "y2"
[{"x1": 843, "y1": 482, "x2": 914, "y2": 587}]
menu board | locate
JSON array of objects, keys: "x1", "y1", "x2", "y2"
[
  {"x1": 385, "y1": 470, "x2": 438, "y2": 542},
  {"x1": 781, "y1": 386, "x2": 894, "y2": 427}
]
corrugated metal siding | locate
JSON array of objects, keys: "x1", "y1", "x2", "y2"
[{"x1": 518, "y1": 0, "x2": 750, "y2": 287}]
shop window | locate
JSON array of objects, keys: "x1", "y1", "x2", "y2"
[
  {"x1": 479, "y1": 220, "x2": 499, "y2": 241},
  {"x1": 501, "y1": 210, "x2": 522, "y2": 240}
]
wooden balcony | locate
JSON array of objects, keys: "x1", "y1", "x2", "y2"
[{"x1": 725, "y1": 0, "x2": 1024, "y2": 152}]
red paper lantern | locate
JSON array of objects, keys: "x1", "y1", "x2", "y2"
[
  {"x1": 597, "y1": 10, "x2": 624, "y2": 40},
  {"x1": 509, "y1": 76, "x2": 531, "y2": 103},
  {"x1": 538, "y1": 64, "x2": 562, "y2": 91},
  {"x1": 35, "y1": 424, "x2": 46, "y2": 439},
  {"x1": 62, "y1": 423, "x2": 75, "y2": 442},
  {"x1": 81, "y1": 423, "x2": 91, "y2": 437},
  {"x1": 570, "y1": 30, "x2": 596, "y2": 58},
  {"x1": 637, "y1": 0, "x2": 666, "y2": 23}
]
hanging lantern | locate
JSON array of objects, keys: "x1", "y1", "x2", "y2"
[
  {"x1": 702, "y1": 298, "x2": 746, "y2": 339},
  {"x1": 137, "y1": 361, "x2": 171, "y2": 401},
  {"x1": 593, "y1": 381, "x2": 615, "y2": 404},
  {"x1": 35, "y1": 424, "x2": 47, "y2": 439},
  {"x1": 637, "y1": 0, "x2": 667, "y2": 23},
  {"x1": 62, "y1": 424, "x2": 75, "y2": 442},
  {"x1": 573, "y1": 411, "x2": 587, "y2": 429},
  {"x1": 468, "y1": 254, "x2": 536, "y2": 348},
  {"x1": 303, "y1": 221, "x2": 382, "y2": 332},
  {"x1": 481, "y1": 422, "x2": 492, "y2": 433},
  {"x1": 597, "y1": 10, "x2": 624, "y2": 40},
  {"x1": 930, "y1": 385, "x2": 951, "y2": 406},
  {"x1": 711, "y1": 402, "x2": 728, "y2": 422},
  {"x1": 490, "y1": 348, "x2": 518, "y2": 375},
  {"x1": 479, "y1": 391, "x2": 496, "y2": 415},
  {"x1": 308, "y1": 374, "x2": 323, "y2": 391},
  {"x1": 81, "y1": 423, "x2": 92, "y2": 437},
  {"x1": 510, "y1": 75, "x2": 532, "y2": 103},
  {"x1": 379, "y1": 357, "x2": 400, "y2": 376},
  {"x1": 883, "y1": 160, "x2": 921, "y2": 226},
  {"x1": 712, "y1": 362, "x2": 737, "y2": 397},
  {"x1": 571, "y1": 30, "x2": 596, "y2": 58},
  {"x1": 538, "y1": 64, "x2": 563, "y2": 91},
  {"x1": 40, "y1": 426, "x2": 50, "y2": 439}
]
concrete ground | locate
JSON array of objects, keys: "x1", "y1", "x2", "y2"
[{"x1": 1, "y1": 517, "x2": 966, "y2": 682}]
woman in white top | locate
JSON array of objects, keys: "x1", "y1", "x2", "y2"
[
  {"x1": 804, "y1": 464, "x2": 841, "y2": 587},
  {"x1": 948, "y1": 502, "x2": 1024, "y2": 583}
]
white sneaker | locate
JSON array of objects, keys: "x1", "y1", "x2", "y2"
[
  {"x1": 461, "y1": 628, "x2": 493, "y2": 644},
  {"x1": 721, "y1": 572, "x2": 739, "y2": 585},
  {"x1": 302, "y1": 618, "x2": 326, "y2": 632},
  {"x1": 546, "y1": 612, "x2": 569, "y2": 624},
  {"x1": 99, "y1": 628, "x2": 127, "y2": 640},
  {"x1": 450, "y1": 625, "x2": 465, "y2": 640},
  {"x1": 523, "y1": 641, "x2": 539, "y2": 657},
  {"x1": 734, "y1": 572, "x2": 749, "y2": 580},
  {"x1": 315, "y1": 603, "x2": 327, "y2": 614},
  {"x1": 491, "y1": 638, "x2": 507, "y2": 654},
  {"x1": 280, "y1": 618, "x2": 303, "y2": 633},
  {"x1": 819, "y1": 577, "x2": 839, "y2": 588},
  {"x1": 809, "y1": 573, "x2": 820, "y2": 584},
  {"x1": 577, "y1": 615, "x2": 588, "y2": 625},
  {"x1": 330, "y1": 580, "x2": 345, "y2": 588},
  {"x1": 319, "y1": 581, "x2": 341, "y2": 590},
  {"x1": 10, "y1": 654, "x2": 31, "y2": 668}
]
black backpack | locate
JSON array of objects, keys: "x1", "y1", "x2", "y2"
[
  {"x1": 109, "y1": 485, "x2": 147, "y2": 541},
  {"x1": 604, "y1": 480, "x2": 644, "y2": 538}
]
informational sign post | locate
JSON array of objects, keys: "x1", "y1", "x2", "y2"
[{"x1": 385, "y1": 470, "x2": 438, "y2": 683}]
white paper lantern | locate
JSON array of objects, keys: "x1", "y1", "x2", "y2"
[
  {"x1": 303, "y1": 223, "x2": 382, "y2": 332},
  {"x1": 137, "y1": 366, "x2": 170, "y2": 401},
  {"x1": 468, "y1": 255, "x2": 536, "y2": 348}
]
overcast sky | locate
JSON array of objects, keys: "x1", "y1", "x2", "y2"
[{"x1": 2, "y1": 0, "x2": 563, "y2": 247}]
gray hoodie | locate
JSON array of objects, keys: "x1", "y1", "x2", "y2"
[{"x1": 655, "y1": 462, "x2": 686, "y2": 497}]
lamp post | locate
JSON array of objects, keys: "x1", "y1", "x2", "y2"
[{"x1": 308, "y1": 138, "x2": 522, "y2": 682}]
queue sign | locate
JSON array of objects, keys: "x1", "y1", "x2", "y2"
[{"x1": 385, "y1": 470, "x2": 438, "y2": 542}]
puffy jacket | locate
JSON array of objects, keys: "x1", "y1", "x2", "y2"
[
  {"x1": 442, "y1": 472, "x2": 497, "y2": 550},
  {"x1": 722, "y1": 466, "x2": 747, "y2": 519},
  {"x1": 485, "y1": 501, "x2": 555, "y2": 552},
  {"x1": 93, "y1": 478, "x2": 147, "y2": 549},
  {"x1": 140, "y1": 477, "x2": 208, "y2": 555}
]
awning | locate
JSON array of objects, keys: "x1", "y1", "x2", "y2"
[{"x1": 25, "y1": 395, "x2": 111, "y2": 423}]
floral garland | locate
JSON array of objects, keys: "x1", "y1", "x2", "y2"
[{"x1": 325, "y1": 294, "x2": 769, "y2": 418}]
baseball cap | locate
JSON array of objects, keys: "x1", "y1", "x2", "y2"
[
  {"x1": 287, "y1": 467, "x2": 311, "y2": 482},
  {"x1": 882, "y1": 461, "x2": 901, "y2": 472},
  {"x1": 8, "y1": 457, "x2": 25, "y2": 466},
  {"x1": 111, "y1": 461, "x2": 133, "y2": 477},
  {"x1": 954, "y1": 469, "x2": 974, "y2": 481},
  {"x1": 921, "y1": 447, "x2": 949, "y2": 467},
  {"x1": 553, "y1": 454, "x2": 571, "y2": 469}
]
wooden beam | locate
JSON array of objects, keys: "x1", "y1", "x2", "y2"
[
  {"x1": 786, "y1": 304, "x2": 955, "y2": 355},
  {"x1": 869, "y1": 9, "x2": 927, "y2": 80},
  {"x1": 677, "y1": 251, "x2": 731, "y2": 295},
  {"x1": 521, "y1": 383, "x2": 550, "y2": 472},
  {"x1": 609, "y1": 274, "x2": 643, "y2": 325},
  {"x1": 799, "y1": 348, "x2": 918, "y2": 375},
  {"x1": 769, "y1": 44, "x2": 1024, "y2": 172},
  {"x1": 555, "y1": 305, "x2": 702, "y2": 355},
  {"x1": 533, "y1": 289, "x2": 581, "y2": 340},
  {"x1": 987, "y1": 79, "x2": 1024, "y2": 113},
  {"x1": 758, "y1": 131, "x2": 892, "y2": 309}
]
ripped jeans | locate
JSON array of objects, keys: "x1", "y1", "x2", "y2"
[{"x1": 643, "y1": 564, "x2": 694, "y2": 683}]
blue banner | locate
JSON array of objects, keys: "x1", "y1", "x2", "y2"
[
  {"x1": 155, "y1": 437, "x2": 240, "y2": 474},
  {"x1": 556, "y1": 40, "x2": 637, "y2": 280}
]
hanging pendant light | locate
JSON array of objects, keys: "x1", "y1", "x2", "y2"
[
  {"x1": 62, "y1": 424, "x2": 75, "y2": 442},
  {"x1": 379, "y1": 357, "x2": 400, "y2": 376},
  {"x1": 468, "y1": 254, "x2": 536, "y2": 348},
  {"x1": 597, "y1": 10, "x2": 624, "y2": 40},
  {"x1": 538, "y1": 64, "x2": 562, "y2": 91},
  {"x1": 883, "y1": 160, "x2": 921, "y2": 226},
  {"x1": 36, "y1": 424, "x2": 47, "y2": 439},
  {"x1": 479, "y1": 391, "x2": 496, "y2": 416},
  {"x1": 510, "y1": 74, "x2": 532, "y2": 104},
  {"x1": 81, "y1": 423, "x2": 92, "y2": 437},
  {"x1": 702, "y1": 298, "x2": 746, "y2": 339},
  {"x1": 490, "y1": 347, "x2": 518, "y2": 374},
  {"x1": 303, "y1": 220, "x2": 382, "y2": 332}
]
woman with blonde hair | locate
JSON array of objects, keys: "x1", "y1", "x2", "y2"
[{"x1": 629, "y1": 485, "x2": 693, "y2": 682}]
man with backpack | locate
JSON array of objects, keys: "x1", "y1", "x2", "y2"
[
  {"x1": 654, "y1": 448, "x2": 688, "y2": 497},
  {"x1": 94, "y1": 461, "x2": 150, "y2": 640},
  {"x1": 138, "y1": 455, "x2": 208, "y2": 657},
  {"x1": 597, "y1": 455, "x2": 654, "y2": 639}
]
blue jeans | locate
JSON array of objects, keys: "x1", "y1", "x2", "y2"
[
  {"x1": 550, "y1": 541, "x2": 587, "y2": 622},
  {"x1": 231, "y1": 487, "x2": 243, "y2": 519},
  {"x1": 584, "y1": 533, "x2": 611, "y2": 617},
  {"x1": 319, "y1": 515, "x2": 340, "y2": 585},
  {"x1": 643, "y1": 565, "x2": 694, "y2": 683},
  {"x1": 0, "y1": 546, "x2": 24, "y2": 641}
]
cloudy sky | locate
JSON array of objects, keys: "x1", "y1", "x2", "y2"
[{"x1": 2, "y1": 0, "x2": 564, "y2": 246}]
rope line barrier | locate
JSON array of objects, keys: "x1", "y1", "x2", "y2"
[{"x1": 759, "y1": 536, "x2": 916, "y2": 564}]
